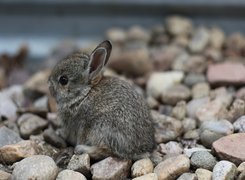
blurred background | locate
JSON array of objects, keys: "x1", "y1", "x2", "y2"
[
  {"x1": 1, "y1": 0, "x2": 245, "y2": 60},
  {"x1": 1, "y1": 0, "x2": 245, "y2": 88}
]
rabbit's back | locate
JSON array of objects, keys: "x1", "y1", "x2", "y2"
[{"x1": 80, "y1": 76, "x2": 155, "y2": 158}]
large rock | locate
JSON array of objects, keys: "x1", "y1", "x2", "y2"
[
  {"x1": 213, "y1": 133, "x2": 245, "y2": 165},
  {"x1": 146, "y1": 71, "x2": 184, "y2": 99},
  {"x1": 212, "y1": 160, "x2": 237, "y2": 180},
  {"x1": 91, "y1": 157, "x2": 131, "y2": 180},
  {"x1": 106, "y1": 28, "x2": 127, "y2": 44},
  {"x1": 207, "y1": 62, "x2": 245, "y2": 85},
  {"x1": 154, "y1": 155, "x2": 190, "y2": 180},
  {"x1": 18, "y1": 113, "x2": 48, "y2": 138},
  {"x1": 56, "y1": 170, "x2": 87, "y2": 180},
  {"x1": 131, "y1": 158, "x2": 154, "y2": 178},
  {"x1": 0, "y1": 126, "x2": 22, "y2": 148},
  {"x1": 0, "y1": 140, "x2": 39, "y2": 164},
  {"x1": 12, "y1": 155, "x2": 58, "y2": 180}
]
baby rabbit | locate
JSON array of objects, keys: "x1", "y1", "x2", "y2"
[{"x1": 48, "y1": 40, "x2": 155, "y2": 160}]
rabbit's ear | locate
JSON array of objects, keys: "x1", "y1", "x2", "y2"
[{"x1": 88, "y1": 40, "x2": 112, "y2": 81}]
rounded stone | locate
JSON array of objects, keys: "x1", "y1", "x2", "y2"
[
  {"x1": 190, "y1": 151, "x2": 217, "y2": 170},
  {"x1": 131, "y1": 158, "x2": 154, "y2": 178},
  {"x1": 212, "y1": 160, "x2": 237, "y2": 180},
  {"x1": 12, "y1": 155, "x2": 58, "y2": 180}
]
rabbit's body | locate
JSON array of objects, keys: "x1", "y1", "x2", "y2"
[{"x1": 49, "y1": 41, "x2": 155, "y2": 160}]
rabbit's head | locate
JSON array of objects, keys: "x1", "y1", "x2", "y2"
[{"x1": 48, "y1": 40, "x2": 112, "y2": 105}]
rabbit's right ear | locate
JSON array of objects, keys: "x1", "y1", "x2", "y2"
[{"x1": 88, "y1": 40, "x2": 112, "y2": 82}]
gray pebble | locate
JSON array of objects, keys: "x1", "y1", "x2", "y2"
[{"x1": 190, "y1": 151, "x2": 217, "y2": 170}]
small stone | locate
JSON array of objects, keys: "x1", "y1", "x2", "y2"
[
  {"x1": 183, "y1": 148, "x2": 210, "y2": 158},
  {"x1": 213, "y1": 133, "x2": 245, "y2": 165},
  {"x1": 200, "y1": 120, "x2": 233, "y2": 148},
  {"x1": 0, "y1": 93, "x2": 18, "y2": 120},
  {"x1": 182, "y1": 118, "x2": 196, "y2": 132},
  {"x1": 212, "y1": 160, "x2": 237, "y2": 180},
  {"x1": 106, "y1": 28, "x2": 127, "y2": 44},
  {"x1": 0, "y1": 126, "x2": 22, "y2": 148},
  {"x1": 166, "y1": 16, "x2": 193, "y2": 36},
  {"x1": 67, "y1": 154, "x2": 90, "y2": 176},
  {"x1": 131, "y1": 158, "x2": 153, "y2": 178},
  {"x1": 187, "y1": 97, "x2": 209, "y2": 119},
  {"x1": 146, "y1": 71, "x2": 184, "y2": 99},
  {"x1": 152, "y1": 111, "x2": 182, "y2": 143},
  {"x1": 12, "y1": 155, "x2": 58, "y2": 180},
  {"x1": 34, "y1": 96, "x2": 48, "y2": 111},
  {"x1": 184, "y1": 73, "x2": 206, "y2": 87},
  {"x1": 209, "y1": 27, "x2": 225, "y2": 49},
  {"x1": 228, "y1": 99, "x2": 245, "y2": 122},
  {"x1": 91, "y1": 157, "x2": 131, "y2": 180},
  {"x1": 195, "y1": 168, "x2": 212, "y2": 180},
  {"x1": 172, "y1": 52, "x2": 189, "y2": 71},
  {"x1": 177, "y1": 173, "x2": 197, "y2": 180},
  {"x1": 0, "y1": 170, "x2": 12, "y2": 180},
  {"x1": 56, "y1": 170, "x2": 87, "y2": 180},
  {"x1": 159, "y1": 141, "x2": 183, "y2": 156},
  {"x1": 190, "y1": 151, "x2": 217, "y2": 170},
  {"x1": 171, "y1": 101, "x2": 187, "y2": 120},
  {"x1": 132, "y1": 173, "x2": 158, "y2": 180},
  {"x1": 161, "y1": 84, "x2": 191, "y2": 105},
  {"x1": 0, "y1": 140, "x2": 39, "y2": 164},
  {"x1": 18, "y1": 113, "x2": 48, "y2": 139},
  {"x1": 154, "y1": 155, "x2": 190, "y2": 180},
  {"x1": 43, "y1": 127, "x2": 67, "y2": 148},
  {"x1": 207, "y1": 62, "x2": 245, "y2": 85},
  {"x1": 189, "y1": 27, "x2": 210, "y2": 53},
  {"x1": 192, "y1": 83, "x2": 210, "y2": 99}
]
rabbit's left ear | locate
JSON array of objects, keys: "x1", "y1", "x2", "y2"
[{"x1": 88, "y1": 40, "x2": 112, "y2": 81}]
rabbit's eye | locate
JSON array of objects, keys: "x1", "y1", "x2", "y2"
[{"x1": 59, "y1": 75, "x2": 68, "y2": 86}]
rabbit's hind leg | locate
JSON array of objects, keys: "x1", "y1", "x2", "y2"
[{"x1": 74, "y1": 144, "x2": 112, "y2": 160}]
